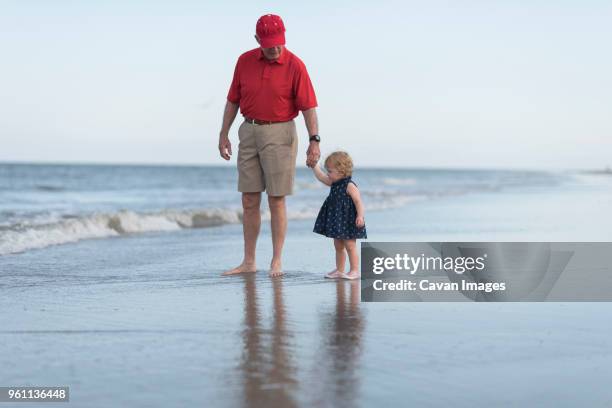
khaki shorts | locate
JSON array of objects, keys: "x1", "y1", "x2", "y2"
[{"x1": 237, "y1": 120, "x2": 298, "y2": 196}]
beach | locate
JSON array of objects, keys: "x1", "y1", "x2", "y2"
[{"x1": 1, "y1": 164, "x2": 612, "y2": 407}]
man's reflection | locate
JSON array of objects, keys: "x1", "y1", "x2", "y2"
[
  {"x1": 238, "y1": 275, "x2": 297, "y2": 408},
  {"x1": 236, "y1": 276, "x2": 365, "y2": 408}
]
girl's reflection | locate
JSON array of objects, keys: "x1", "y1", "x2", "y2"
[
  {"x1": 311, "y1": 280, "x2": 365, "y2": 407},
  {"x1": 237, "y1": 276, "x2": 365, "y2": 408}
]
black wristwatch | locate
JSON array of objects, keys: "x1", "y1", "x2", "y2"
[{"x1": 309, "y1": 134, "x2": 321, "y2": 143}]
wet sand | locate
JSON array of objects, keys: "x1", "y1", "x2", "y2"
[{"x1": 1, "y1": 176, "x2": 612, "y2": 407}]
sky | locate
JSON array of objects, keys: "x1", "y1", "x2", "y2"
[{"x1": 1, "y1": 0, "x2": 610, "y2": 170}]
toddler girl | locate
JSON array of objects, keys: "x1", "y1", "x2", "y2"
[{"x1": 312, "y1": 151, "x2": 367, "y2": 280}]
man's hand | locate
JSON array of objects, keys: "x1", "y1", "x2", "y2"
[
  {"x1": 219, "y1": 135, "x2": 232, "y2": 160},
  {"x1": 218, "y1": 101, "x2": 239, "y2": 160},
  {"x1": 306, "y1": 141, "x2": 320, "y2": 168},
  {"x1": 356, "y1": 215, "x2": 365, "y2": 228},
  {"x1": 302, "y1": 108, "x2": 319, "y2": 167}
]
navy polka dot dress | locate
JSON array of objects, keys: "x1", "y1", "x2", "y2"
[{"x1": 313, "y1": 176, "x2": 367, "y2": 240}]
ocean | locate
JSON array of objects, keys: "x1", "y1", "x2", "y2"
[
  {"x1": 0, "y1": 163, "x2": 573, "y2": 255},
  {"x1": 1, "y1": 163, "x2": 611, "y2": 407}
]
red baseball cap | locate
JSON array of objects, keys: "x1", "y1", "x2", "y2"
[{"x1": 256, "y1": 14, "x2": 286, "y2": 48}]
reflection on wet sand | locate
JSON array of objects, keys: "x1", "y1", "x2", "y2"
[
  {"x1": 237, "y1": 276, "x2": 365, "y2": 408},
  {"x1": 239, "y1": 275, "x2": 297, "y2": 408},
  {"x1": 311, "y1": 280, "x2": 365, "y2": 407}
]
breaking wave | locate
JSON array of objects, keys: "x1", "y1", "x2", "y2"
[
  {"x1": 0, "y1": 208, "x2": 241, "y2": 255},
  {"x1": 0, "y1": 191, "x2": 424, "y2": 256}
]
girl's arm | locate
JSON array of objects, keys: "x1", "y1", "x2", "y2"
[
  {"x1": 311, "y1": 164, "x2": 332, "y2": 186},
  {"x1": 347, "y1": 182, "x2": 366, "y2": 227}
]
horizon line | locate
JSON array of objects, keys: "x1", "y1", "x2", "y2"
[{"x1": 0, "y1": 159, "x2": 600, "y2": 173}]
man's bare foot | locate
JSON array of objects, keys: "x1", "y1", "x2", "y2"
[
  {"x1": 269, "y1": 260, "x2": 283, "y2": 277},
  {"x1": 222, "y1": 262, "x2": 257, "y2": 276},
  {"x1": 343, "y1": 270, "x2": 360, "y2": 280},
  {"x1": 325, "y1": 269, "x2": 345, "y2": 279}
]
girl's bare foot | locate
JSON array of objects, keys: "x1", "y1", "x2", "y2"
[
  {"x1": 325, "y1": 269, "x2": 345, "y2": 279},
  {"x1": 222, "y1": 262, "x2": 257, "y2": 276},
  {"x1": 343, "y1": 270, "x2": 360, "y2": 280}
]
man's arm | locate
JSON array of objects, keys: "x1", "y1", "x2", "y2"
[
  {"x1": 303, "y1": 107, "x2": 318, "y2": 136},
  {"x1": 218, "y1": 101, "x2": 239, "y2": 160},
  {"x1": 303, "y1": 108, "x2": 320, "y2": 168}
]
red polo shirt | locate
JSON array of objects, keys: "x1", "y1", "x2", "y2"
[{"x1": 227, "y1": 47, "x2": 318, "y2": 122}]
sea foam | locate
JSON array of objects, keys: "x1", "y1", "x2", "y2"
[{"x1": 0, "y1": 191, "x2": 424, "y2": 255}]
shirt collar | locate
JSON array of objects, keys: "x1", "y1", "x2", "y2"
[{"x1": 258, "y1": 47, "x2": 287, "y2": 65}]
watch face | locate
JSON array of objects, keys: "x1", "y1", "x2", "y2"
[{"x1": 311, "y1": 135, "x2": 320, "y2": 142}]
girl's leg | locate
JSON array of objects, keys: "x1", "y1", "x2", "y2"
[
  {"x1": 334, "y1": 238, "x2": 346, "y2": 274},
  {"x1": 325, "y1": 239, "x2": 346, "y2": 278},
  {"x1": 344, "y1": 239, "x2": 360, "y2": 279}
]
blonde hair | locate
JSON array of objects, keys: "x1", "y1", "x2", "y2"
[{"x1": 324, "y1": 151, "x2": 353, "y2": 177}]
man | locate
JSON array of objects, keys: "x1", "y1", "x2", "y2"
[{"x1": 218, "y1": 14, "x2": 321, "y2": 277}]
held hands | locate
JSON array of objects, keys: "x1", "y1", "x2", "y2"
[
  {"x1": 219, "y1": 135, "x2": 232, "y2": 160},
  {"x1": 356, "y1": 215, "x2": 365, "y2": 228},
  {"x1": 306, "y1": 141, "x2": 320, "y2": 168}
]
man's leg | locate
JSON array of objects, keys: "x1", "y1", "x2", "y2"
[
  {"x1": 268, "y1": 195, "x2": 287, "y2": 277},
  {"x1": 258, "y1": 121, "x2": 298, "y2": 277},
  {"x1": 222, "y1": 192, "x2": 261, "y2": 275}
]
